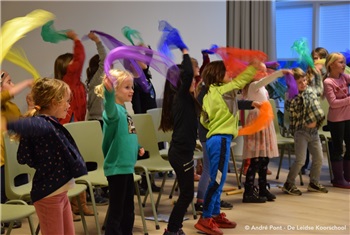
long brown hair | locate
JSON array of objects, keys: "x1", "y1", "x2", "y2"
[
  {"x1": 160, "y1": 65, "x2": 181, "y2": 132},
  {"x1": 54, "y1": 53, "x2": 73, "y2": 80},
  {"x1": 159, "y1": 64, "x2": 201, "y2": 132}
]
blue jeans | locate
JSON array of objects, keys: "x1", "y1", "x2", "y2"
[{"x1": 286, "y1": 128, "x2": 323, "y2": 185}]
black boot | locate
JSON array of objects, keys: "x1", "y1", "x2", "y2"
[
  {"x1": 258, "y1": 157, "x2": 276, "y2": 201},
  {"x1": 259, "y1": 183, "x2": 276, "y2": 201},
  {"x1": 243, "y1": 185, "x2": 267, "y2": 203}
]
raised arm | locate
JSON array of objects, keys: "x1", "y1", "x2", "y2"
[
  {"x1": 64, "y1": 30, "x2": 86, "y2": 85},
  {"x1": 103, "y1": 78, "x2": 118, "y2": 121}
]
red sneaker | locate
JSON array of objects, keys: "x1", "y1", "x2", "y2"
[
  {"x1": 213, "y1": 213, "x2": 237, "y2": 228},
  {"x1": 194, "y1": 217, "x2": 223, "y2": 235}
]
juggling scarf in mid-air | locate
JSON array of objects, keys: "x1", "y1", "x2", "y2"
[
  {"x1": 215, "y1": 47, "x2": 268, "y2": 79},
  {"x1": 104, "y1": 45, "x2": 179, "y2": 88},
  {"x1": 5, "y1": 47, "x2": 41, "y2": 80},
  {"x1": 238, "y1": 101, "x2": 274, "y2": 136},
  {"x1": 122, "y1": 26, "x2": 144, "y2": 46},
  {"x1": 291, "y1": 38, "x2": 314, "y2": 69},
  {"x1": 41, "y1": 20, "x2": 69, "y2": 43},
  {"x1": 84, "y1": 30, "x2": 151, "y2": 92},
  {"x1": 0, "y1": 9, "x2": 55, "y2": 64},
  {"x1": 285, "y1": 73, "x2": 298, "y2": 100},
  {"x1": 157, "y1": 20, "x2": 188, "y2": 60}
]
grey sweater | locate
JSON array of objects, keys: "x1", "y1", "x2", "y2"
[{"x1": 87, "y1": 41, "x2": 106, "y2": 120}]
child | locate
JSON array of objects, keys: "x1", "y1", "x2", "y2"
[
  {"x1": 95, "y1": 69, "x2": 145, "y2": 235},
  {"x1": 302, "y1": 47, "x2": 329, "y2": 174},
  {"x1": 130, "y1": 43, "x2": 161, "y2": 195},
  {"x1": 54, "y1": 30, "x2": 92, "y2": 218},
  {"x1": 0, "y1": 70, "x2": 32, "y2": 230},
  {"x1": 306, "y1": 47, "x2": 329, "y2": 97},
  {"x1": 282, "y1": 67, "x2": 328, "y2": 195},
  {"x1": 1, "y1": 72, "x2": 33, "y2": 195},
  {"x1": 85, "y1": 31, "x2": 109, "y2": 205},
  {"x1": 3, "y1": 78, "x2": 88, "y2": 235},
  {"x1": 323, "y1": 52, "x2": 350, "y2": 189},
  {"x1": 86, "y1": 31, "x2": 106, "y2": 128},
  {"x1": 159, "y1": 47, "x2": 199, "y2": 235},
  {"x1": 54, "y1": 30, "x2": 87, "y2": 124},
  {"x1": 131, "y1": 44, "x2": 158, "y2": 114},
  {"x1": 195, "y1": 51, "x2": 233, "y2": 213},
  {"x1": 194, "y1": 60, "x2": 260, "y2": 235},
  {"x1": 242, "y1": 63, "x2": 291, "y2": 203}
]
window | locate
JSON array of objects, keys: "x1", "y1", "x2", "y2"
[
  {"x1": 276, "y1": 4, "x2": 313, "y2": 59},
  {"x1": 319, "y1": 3, "x2": 350, "y2": 53},
  {"x1": 276, "y1": 1, "x2": 350, "y2": 60}
]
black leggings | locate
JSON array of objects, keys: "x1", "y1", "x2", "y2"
[
  {"x1": 167, "y1": 147, "x2": 194, "y2": 232},
  {"x1": 328, "y1": 120, "x2": 350, "y2": 161},
  {"x1": 245, "y1": 157, "x2": 270, "y2": 187}
]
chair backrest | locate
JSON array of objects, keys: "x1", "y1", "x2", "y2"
[
  {"x1": 63, "y1": 120, "x2": 104, "y2": 172},
  {"x1": 3, "y1": 132, "x2": 33, "y2": 201},
  {"x1": 131, "y1": 113, "x2": 164, "y2": 160},
  {"x1": 269, "y1": 99, "x2": 283, "y2": 136},
  {"x1": 283, "y1": 105, "x2": 290, "y2": 131},
  {"x1": 319, "y1": 98, "x2": 329, "y2": 123},
  {"x1": 146, "y1": 108, "x2": 172, "y2": 144}
]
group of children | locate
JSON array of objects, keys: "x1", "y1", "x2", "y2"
[
  {"x1": 193, "y1": 49, "x2": 350, "y2": 235},
  {"x1": 1, "y1": 20, "x2": 350, "y2": 235}
]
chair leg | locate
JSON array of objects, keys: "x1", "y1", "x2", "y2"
[
  {"x1": 143, "y1": 170, "x2": 160, "y2": 230},
  {"x1": 230, "y1": 146, "x2": 241, "y2": 189},
  {"x1": 28, "y1": 216, "x2": 36, "y2": 235},
  {"x1": 6, "y1": 222, "x2": 14, "y2": 235},
  {"x1": 155, "y1": 174, "x2": 167, "y2": 211},
  {"x1": 191, "y1": 199, "x2": 197, "y2": 219},
  {"x1": 102, "y1": 206, "x2": 108, "y2": 231},
  {"x1": 298, "y1": 170, "x2": 304, "y2": 186},
  {"x1": 239, "y1": 159, "x2": 244, "y2": 184},
  {"x1": 35, "y1": 224, "x2": 40, "y2": 235},
  {"x1": 324, "y1": 137, "x2": 333, "y2": 182},
  {"x1": 76, "y1": 181, "x2": 101, "y2": 235},
  {"x1": 76, "y1": 193, "x2": 88, "y2": 235},
  {"x1": 142, "y1": 187, "x2": 149, "y2": 206},
  {"x1": 276, "y1": 145, "x2": 286, "y2": 180}
]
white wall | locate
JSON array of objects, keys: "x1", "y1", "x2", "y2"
[{"x1": 1, "y1": 0, "x2": 226, "y2": 113}]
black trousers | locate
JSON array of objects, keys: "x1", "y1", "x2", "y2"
[
  {"x1": 105, "y1": 174, "x2": 135, "y2": 235},
  {"x1": 167, "y1": 146, "x2": 194, "y2": 232}
]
